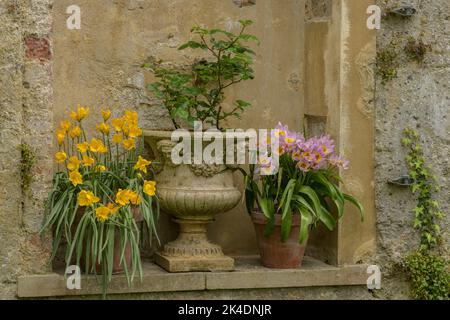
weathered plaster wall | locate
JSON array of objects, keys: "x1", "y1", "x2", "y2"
[
  {"x1": 1, "y1": 0, "x2": 449, "y2": 300},
  {"x1": 374, "y1": 0, "x2": 450, "y2": 299},
  {"x1": 52, "y1": 0, "x2": 305, "y2": 255},
  {"x1": 0, "y1": 0, "x2": 53, "y2": 299},
  {"x1": 302, "y1": 0, "x2": 378, "y2": 267}
]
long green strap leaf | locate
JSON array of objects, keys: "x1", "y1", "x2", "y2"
[
  {"x1": 280, "y1": 209, "x2": 292, "y2": 242},
  {"x1": 258, "y1": 197, "x2": 274, "y2": 219},
  {"x1": 278, "y1": 179, "x2": 296, "y2": 210},
  {"x1": 298, "y1": 205, "x2": 313, "y2": 245},
  {"x1": 344, "y1": 193, "x2": 365, "y2": 221},
  {"x1": 300, "y1": 185, "x2": 336, "y2": 230}
]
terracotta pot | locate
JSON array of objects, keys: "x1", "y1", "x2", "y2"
[
  {"x1": 74, "y1": 207, "x2": 143, "y2": 274},
  {"x1": 251, "y1": 210, "x2": 307, "y2": 269}
]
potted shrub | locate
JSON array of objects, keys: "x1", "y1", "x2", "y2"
[
  {"x1": 241, "y1": 123, "x2": 364, "y2": 268},
  {"x1": 142, "y1": 20, "x2": 259, "y2": 272},
  {"x1": 42, "y1": 106, "x2": 159, "y2": 297}
]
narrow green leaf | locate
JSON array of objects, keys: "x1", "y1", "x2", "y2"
[
  {"x1": 343, "y1": 193, "x2": 365, "y2": 221},
  {"x1": 298, "y1": 205, "x2": 313, "y2": 245},
  {"x1": 281, "y1": 209, "x2": 292, "y2": 242},
  {"x1": 258, "y1": 197, "x2": 274, "y2": 219}
]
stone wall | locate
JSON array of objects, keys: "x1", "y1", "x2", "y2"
[
  {"x1": 51, "y1": 0, "x2": 305, "y2": 255},
  {"x1": 374, "y1": 0, "x2": 450, "y2": 299},
  {"x1": 0, "y1": 0, "x2": 54, "y2": 299},
  {"x1": 0, "y1": 0, "x2": 448, "y2": 299}
]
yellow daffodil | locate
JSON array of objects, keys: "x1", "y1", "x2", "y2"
[
  {"x1": 101, "y1": 109, "x2": 112, "y2": 122},
  {"x1": 56, "y1": 128, "x2": 66, "y2": 146},
  {"x1": 82, "y1": 155, "x2": 95, "y2": 167},
  {"x1": 78, "y1": 190, "x2": 100, "y2": 207},
  {"x1": 128, "y1": 125, "x2": 142, "y2": 138},
  {"x1": 55, "y1": 151, "x2": 67, "y2": 163},
  {"x1": 96, "y1": 165, "x2": 106, "y2": 172},
  {"x1": 69, "y1": 126, "x2": 82, "y2": 139},
  {"x1": 60, "y1": 120, "x2": 71, "y2": 133},
  {"x1": 67, "y1": 156, "x2": 81, "y2": 171},
  {"x1": 89, "y1": 138, "x2": 107, "y2": 153},
  {"x1": 133, "y1": 156, "x2": 151, "y2": 173},
  {"x1": 106, "y1": 202, "x2": 119, "y2": 215},
  {"x1": 123, "y1": 138, "x2": 135, "y2": 151},
  {"x1": 95, "y1": 206, "x2": 111, "y2": 222},
  {"x1": 95, "y1": 202, "x2": 120, "y2": 222},
  {"x1": 112, "y1": 118, "x2": 124, "y2": 132},
  {"x1": 70, "y1": 105, "x2": 89, "y2": 122},
  {"x1": 122, "y1": 123, "x2": 130, "y2": 136},
  {"x1": 129, "y1": 190, "x2": 141, "y2": 205},
  {"x1": 69, "y1": 170, "x2": 83, "y2": 187},
  {"x1": 112, "y1": 133, "x2": 123, "y2": 144},
  {"x1": 143, "y1": 180, "x2": 156, "y2": 196},
  {"x1": 115, "y1": 189, "x2": 130, "y2": 206},
  {"x1": 77, "y1": 142, "x2": 90, "y2": 154},
  {"x1": 96, "y1": 122, "x2": 110, "y2": 135},
  {"x1": 115, "y1": 189, "x2": 140, "y2": 206},
  {"x1": 124, "y1": 110, "x2": 138, "y2": 124}
]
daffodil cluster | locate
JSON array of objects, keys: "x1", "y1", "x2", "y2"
[{"x1": 53, "y1": 106, "x2": 157, "y2": 222}]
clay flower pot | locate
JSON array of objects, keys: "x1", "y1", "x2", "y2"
[
  {"x1": 74, "y1": 207, "x2": 143, "y2": 274},
  {"x1": 251, "y1": 210, "x2": 307, "y2": 269}
]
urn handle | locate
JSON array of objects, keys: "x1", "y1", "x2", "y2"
[{"x1": 156, "y1": 139, "x2": 179, "y2": 170}]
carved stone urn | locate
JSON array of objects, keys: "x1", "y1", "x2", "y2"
[{"x1": 144, "y1": 130, "x2": 241, "y2": 272}]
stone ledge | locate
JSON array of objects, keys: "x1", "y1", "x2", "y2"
[
  {"x1": 207, "y1": 257, "x2": 368, "y2": 290},
  {"x1": 17, "y1": 256, "x2": 369, "y2": 298}
]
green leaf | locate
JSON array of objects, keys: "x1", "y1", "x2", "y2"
[
  {"x1": 297, "y1": 205, "x2": 313, "y2": 245},
  {"x1": 319, "y1": 205, "x2": 337, "y2": 231},
  {"x1": 239, "y1": 19, "x2": 254, "y2": 27},
  {"x1": 178, "y1": 41, "x2": 207, "y2": 50},
  {"x1": 280, "y1": 210, "x2": 292, "y2": 242},
  {"x1": 343, "y1": 193, "x2": 365, "y2": 222},
  {"x1": 107, "y1": 224, "x2": 115, "y2": 281},
  {"x1": 281, "y1": 186, "x2": 294, "y2": 220},
  {"x1": 238, "y1": 34, "x2": 261, "y2": 45},
  {"x1": 278, "y1": 179, "x2": 296, "y2": 211},
  {"x1": 258, "y1": 197, "x2": 274, "y2": 219},
  {"x1": 299, "y1": 185, "x2": 336, "y2": 230},
  {"x1": 210, "y1": 29, "x2": 234, "y2": 38},
  {"x1": 292, "y1": 195, "x2": 315, "y2": 217},
  {"x1": 313, "y1": 172, "x2": 344, "y2": 218},
  {"x1": 264, "y1": 214, "x2": 275, "y2": 237}
]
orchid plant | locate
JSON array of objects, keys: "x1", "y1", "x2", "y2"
[
  {"x1": 242, "y1": 123, "x2": 364, "y2": 244},
  {"x1": 42, "y1": 106, "x2": 159, "y2": 297}
]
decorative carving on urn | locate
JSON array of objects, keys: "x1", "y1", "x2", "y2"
[{"x1": 144, "y1": 131, "x2": 241, "y2": 272}]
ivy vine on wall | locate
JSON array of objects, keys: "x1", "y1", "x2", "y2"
[
  {"x1": 401, "y1": 128, "x2": 449, "y2": 300},
  {"x1": 20, "y1": 143, "x2": 36, "y2": 193}
]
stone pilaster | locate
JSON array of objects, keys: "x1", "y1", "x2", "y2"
[{"x1": 0, "y1": 0, "x2": 54, "y2": 299}]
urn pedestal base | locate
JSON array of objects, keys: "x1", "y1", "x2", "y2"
[{"x1": 155, "y1": 219, "x2": 235, "y2": 272}]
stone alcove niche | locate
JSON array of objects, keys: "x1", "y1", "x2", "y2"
[{"x1": 17, "y1": 0, "x2": 376, "y2": 298}]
